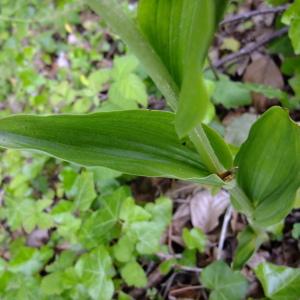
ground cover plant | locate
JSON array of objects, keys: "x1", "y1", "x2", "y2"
[{"x1": 0, "y1": 0, "x2": 299, "y2": 299}]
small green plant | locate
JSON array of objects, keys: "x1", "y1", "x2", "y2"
[{"x1": 0, "y1": 0, "x2": 299, "y2": 296}]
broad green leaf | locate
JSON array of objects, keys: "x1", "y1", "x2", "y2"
[
  {"x1": 0, "y1": 110, "x2": 223, "y2": 186},
  {"x1": 255, "y1": 262, "x2": 300, "y2": 300},
  {"x1": 182, "y1": 228, "x2": 207, "y2": 253},
  {"x1": 75, "y1": 246, "x2": 114, "y2": 300},
  {"x1": 235, "y1": 107, "x2": 300, "y2": 227},
  {"x1": 120, "y1": 261, "x2": 147, "y2": 288},
  {"x1": 232, "y1": 226, "x2": 267, "y2": 270},
  {"x1": 138, "y1": 0, "x2": 226, "y2": 137},
  {"x1": 201, "y1": 261, "x2": 248, "y2": 300}
]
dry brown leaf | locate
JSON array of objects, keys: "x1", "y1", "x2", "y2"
[
  {"x1": 190, "y1": 190, "x2": 230, "y2": 233},
  {"x1": 243, "y1": 55, "x2": 284, "y2": 112},
  {"x1": 172, "y1": 202, "x2": 191, "y2": 236}
]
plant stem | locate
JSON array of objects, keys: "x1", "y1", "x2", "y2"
[
  {"x1": 225, "y1": 181, "x2": 254, "y2": 220},
  {"x1": 217, "y1": 205, "x2": 233, "y2": 260},
  {"x1": 189, "y1": 125, "x2": 225, "y2": 174}
]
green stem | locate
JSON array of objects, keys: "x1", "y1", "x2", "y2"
[{"x1": 189, "y1": 124, "x2": 225, "y2": 174}]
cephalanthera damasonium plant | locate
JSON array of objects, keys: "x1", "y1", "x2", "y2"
[{"x1": 0, "y1": 0, "x2": 299, "y2": 268}]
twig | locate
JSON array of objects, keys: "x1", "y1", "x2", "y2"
[
  {"x1": 170, "y1": 285, "x2": 203, "y2": 295},
  {"x1": 213, "y1": 26, "x2": 289, "y2": 69},
  {"x1": 217, "y1": 206, "x2": 233, "y2": 260},
  {"x1": 176, "y1": 265, "x2": 202, "y2": 273},
  {"x1": 220, "y1": 4, "x2": 289, "y2": 26}
]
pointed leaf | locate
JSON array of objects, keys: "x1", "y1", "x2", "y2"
[
  {"x1": 233, "y1": 226, "x2": 267, "y2": 270},
  {"x1": 138, "y1": 0, "x2": 223, "y2": 136},
  {"x1": 0, "y1": 110, "x2": 223, "y2": 186},
  {"x1": 201, "y1": 261, "x2": 248, "y2": 300},
  {"x1": 235, "y1": 107, "x2": 300, "y2": 226},
  {"x1": 255, "y1": 262, "x2": 300, "y2": 300}
]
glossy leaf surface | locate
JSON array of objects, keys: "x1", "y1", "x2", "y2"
[
  {"x1": 138, "y1": 0, "x2": 228, "y2": 137},
  {"x1": 255, "y1": 262, "x2": 300, "y2": 300},
  {"x1": 0, "y1": 110, "x2": 222, "y2": 185},
  {"x1": 235, "y1": 107, "x2": 300, "y2": 226}
]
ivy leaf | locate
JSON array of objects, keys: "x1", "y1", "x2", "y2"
[
  {"x1": 201, "y1": 261, "x2": 248, "y2": 300},
  {"x1": 234, "y1": 107, "x2": 300, "y2": 227},
  {"x1": 126, "y1": 197, "x2": 173, "y2": 255},
  {"x1": 71, "y1": 171, "x2": 97, "y2": 212},
  {"x1": 8, "y1": 245, "x2": 53, "y2": 276},
  {"x1": 182, "y1": 228, "x2": 207, "y2": 253},
  {"x1": 211, "y1": 74, "x2": 252, "y2": 109},
  {"x1": 120, "y1": 261, "x2": 147, "y2": 288},
  {"x1": 1, "y1": 273, "x2": 42, "y2": 300},
  {"x1": 112, "y1": 234, "x2": 135, "y2": 263},
  {"x1": 79, "y1": 187, "x2": 126, "y2": 247},
  {"x1": 75, "y1": 246, "x2": 114, "y2": 300},
  {"x1": 255, "y1": 262, "x2": 300, "y2": 300},
  {"x1": 1, "y1": 197, "x2": 53, "y2": 233}
]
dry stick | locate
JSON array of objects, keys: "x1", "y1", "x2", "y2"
[
  {"x1": 217, "y1": 206, "x2": 233, "y2": 260},
  {"x1": 213, "y1": 26, "x2": 289, "y2": 69},
  {"x1": 220, "y1": 4, "x2": 289, "y2": 26}
]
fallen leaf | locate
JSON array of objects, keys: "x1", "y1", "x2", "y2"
[
  {"x1": 190, "y1": 190, "x2": 230, "y2": 233},
  {"x1": 243, "y1": 55, "x2": 284, "y2": 112}
]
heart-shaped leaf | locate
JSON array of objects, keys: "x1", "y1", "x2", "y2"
[{"x1": 255, "y1": 262, "x2": 300, "y2": 300}]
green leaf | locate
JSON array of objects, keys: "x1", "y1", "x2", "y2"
[
  {"x1": 137, "y1": 0, "x2": 222, "y2": 137},
  {"x1": 79, "y1": 187, "x2": 126, "y2": 247},
  {"x1": 212, "y1": 74, "x2": 252, "y2": 109},
  {"x1": 71, "y1": 171, "x2": 97, "y2": 212},
  {"x1": 233, "y1": 226, "x2": 267, "y2": 270},
  {"x1": 75, "y1": 246, "x2": 114, "y2": 300},
  {"x1": 255, "y1": 262, "x2": 300, "y2": 300},
  {"x1": 41, "y1": 272, "x2": 65, "y2": 295},
  {"x1": 282, "y1": 0, "x2": 300, "y2": 54},
  {"x1": 86, "y1": 0, "x2": 178, "y2": 110},
  {"x1": 0, "y1": 110, "x2": 223, "y2": 186},
  {"x1": 292, "y1": 223, "x2": 300, "y2": 239},
  {"x1": 8, "y1": 245, "x2": 53, "y2": 276},
  {"x1": 120, "y1": 261, "x2": 147, "y2": 288},
  {"x1": 112, "y1": 234, "x2": 135, "y2": 263},
  {"x1": 234, "y1": 107, "x2": 300, "y2": 227},
  {"x1": 1, "y1": 197, "x2": 53, "y2": 233},
  {"x1": 201, "y1": 261, "x2": 248, "y2": 300},
  {"x1": 182, "y1": 228, "x2": 207, "y2": 253}
]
